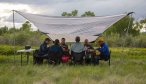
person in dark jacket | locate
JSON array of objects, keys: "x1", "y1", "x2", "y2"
[
  {"x1": 39, "y1": 38, "x2": 50, "y2": 56},
  {"x1": 36, "y1": 38, "x2": 50, "y2": 64},
  {"x1": 93, "y1": 37, "x2": 110, "y2": 65},
  {"x1": 49, "y1": 39, "x2": 63, "y2": 64}
]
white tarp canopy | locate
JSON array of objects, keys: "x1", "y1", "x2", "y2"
[
  {"x1": 47, "y1": 34, "x2": 98, "y2": 42},
  {"x1": 15, "y1": 10, "x2": 127, "y2": 42}
]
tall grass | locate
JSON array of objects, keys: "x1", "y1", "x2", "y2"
[{"x1": 0, "y1": 48, "x2": 146, "y2": 84}]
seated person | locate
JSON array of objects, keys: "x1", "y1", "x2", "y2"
[
  {"x1": 35, "y1": 38, "x2": 50, "y2": 64},
  {"x1": 60, "y1": 38, "x2": 70, "y2": 55},
  {"x1": 49, "y1": 39, "x2": 63, "y2": 64},
  {"x1": 60, "y1": 38, "x2": 70, "y2": 63},
  {"x1": 84, "y1": 39, "x2": 94, "y2": 64},
  {"x1": 39, "y1": 38, "x2": 50, "y2": 56},
  {"x1": 71, "y1": 36, "x2": 84, "y2": 64},
  {"x1": 93, "y1": 37, "x2": 110, "y2": 64}
]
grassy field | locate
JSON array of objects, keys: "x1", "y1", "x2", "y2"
[{"x1": 0, "y1": 47, "x2": 146, "y2": 84}]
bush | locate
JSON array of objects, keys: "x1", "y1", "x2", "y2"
[
  {"x1": 105, "y1": 34, "x2": 146, "y2": 48},
  {"x1": 0, "y1": 45, "x2": 20, "y2": 55},
  {"x1": 0, "y1": 45, "x2": 38, "y2": 55},
  {"x1": 0, "y1": 31, "x2": 47, "y2": 46}
]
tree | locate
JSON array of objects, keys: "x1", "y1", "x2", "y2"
[
  {"x1": 81, "y1": 11, "x2": 95, "y2": 17},
  {"x1": 20, "y1": 21, "x2": 31, "y2": 31},
  {"x1": 105, "y1": 16, "x2": 140, "y2": 36},
  {"x1": 71, "y1": 10, "x2": 78, "y2": 16},
  {"x1": 140, "y1": 18, "x2": 146, "y2": 31},
  {"x1": 0, "y1": 26, "x2": 8, "y2": 35},
  {"x1": 61, "y1": 10, "x2": 95, "y2": 17},
  {"x1": 134, "y1": 18, "x2": 146, "y2": 30},
  {"x1": 140, "y1": 19, "x2": 146, "y2": 24},
  {"x1": 62, "y1": 12, "x2": 68, "y2": 16},
  {"x1": 62, "y1": 10, "x2": 78, "y2": 16}
]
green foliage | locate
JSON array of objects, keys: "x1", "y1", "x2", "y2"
[
  {"x1": 0, "y1": 20, "x2": 48, "y2": 46},
  {"x1": 0, "y1": 45, "x2": 38, "y2": 55},
  {"x1": 8, "y1": 27, "x2": 20, "y2": 33},
  {"x1": 140, "y1": 18, "x2": 146, "y2": 24},
  {"x1": 105, "y1": 33, "x2": 146, "y2": 48},
  {"x1": 71, "y1": 10, "x2": 78, "y2": 16},
  {"x1": 62, "y1": 12, "x2": 68, "y2": 16},
  {"x1": 0, "y1": 30, "x2": 47, "y2": 46},
  {"x1": 62, "y1": 10, "x2": 78, "y2": 16},
  {"x1": 134, "y1": 18, "x2": 146, "y2": 31},
  {"x1": 15, "y1": 31, "x2": 30, "y2": 45},
  {"x1": 81, "y1": 11, "x2": 95, "y2": 17},
  {"x1": 61, "y1": 10, "x2": 95, "y2": 17},
  {"x1": 105, "y1": 16, "x2": 140, "y2": 36},
  {"x1": 20, "y1": 21, "x2": 31, "y2": 31},
  {"x1": 0, "y1": 26, "x2": 8, "y2": 35},
  {"x1": 0, "y1": 45, "x2": 21, "y2": 55}
]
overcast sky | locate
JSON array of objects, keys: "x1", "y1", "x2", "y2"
[{"x1": 0, "y1": 0, "x2": 146, "y2": 29}]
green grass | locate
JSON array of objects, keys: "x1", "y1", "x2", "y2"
[{"x1": 0, "y1": 47, "x2": 146, "y2": 84}]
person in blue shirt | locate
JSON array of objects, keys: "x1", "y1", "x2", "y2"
[
  {"x1": 49, "y1": 39, "x2": 63, "y2": 64},
  {"x1": 93, "y1": 37, "x2": 110, "y2": 64}
]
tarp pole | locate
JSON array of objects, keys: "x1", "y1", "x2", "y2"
[
  {"x1": 12, "y1": 10, "x2": 16, "y2": 64},
  {"x1": 126, "y1": 12, "x2": 133, "y2": 35}
]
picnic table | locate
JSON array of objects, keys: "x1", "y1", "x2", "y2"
[{"x1": 17, "y1": 49, "x2": 35, "y2": 65}]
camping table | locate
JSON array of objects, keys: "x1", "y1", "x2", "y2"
[{"x1": 17, "y1": 49, "x2": 35, "y2": 65}]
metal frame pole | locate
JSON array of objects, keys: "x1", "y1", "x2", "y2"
[
  {"x1": 126, "y1": 13, "x2": 133, "y2": 36},
  {"x1": 12, "y1": 10, "x2": 16, "y2": 64}
]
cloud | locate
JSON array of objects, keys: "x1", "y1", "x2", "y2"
[
  {"x1": 0, "y1": 3, "x2": 55, "y2": 28},
  {"x1": 0, "y1": 0, "x2": 146, "y2": 28}
]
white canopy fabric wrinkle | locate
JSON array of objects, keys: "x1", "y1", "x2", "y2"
[{"x1": 15, "y1": 11, "x2": 127, "y2": 42}]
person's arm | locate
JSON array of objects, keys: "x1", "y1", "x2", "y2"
[
  {"x1": 40, "y1": 44, "x2": 48, "y2": 53},
  {"x1": 66, "y1": 45, "x2": 69, "y2": 51},
  {"x1": 59, "y1": 46, "x2": 63, "y2": 55},
  {"x1": 97, "y1": 46, "x2": 106, "y2": 53},
  {"x1": 70, "y1": 44, "x2": 74, "y2": 52},
  {"x1": 82, "y1": 44, "x2": 85, "y2": 52},
  {"x1": 40, "y1": 44, "x2": 44, "y2": 51}
]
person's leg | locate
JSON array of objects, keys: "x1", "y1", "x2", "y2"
[
  {"x1": 100, "y1": 54, "x2": 108, "y2": 61},
  {"x1": 39, "y1": 58, "x2": 43, "y2": 64},
  {"x1": 73, "y1": 53, "x2": 78, "y2": 64},
  {"x1": 36, "y1": 57, "x2": 41, "y2": 64},
  {"x1": 79, "y1": 55, "x2": 84, "y2": 64},
  {"x1": 93, "y1": 56, "x2": 99, "y2": 65},
  {"x1": 57, "y1": 56, "x2": 61, "y2": 64},
  {"x1": 91, "y1": 56, "x2": 94, "y2": 64},
  {"x1": 85, "y1": 56, "x2": 90, "y2": 64},
  {"x1": 74, "y1": 55, "x2": 77, "y2": 64}
]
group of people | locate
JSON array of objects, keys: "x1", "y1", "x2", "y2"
[{"x1": 35, "y1": 36, "x2": 110, "y2": 65}]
